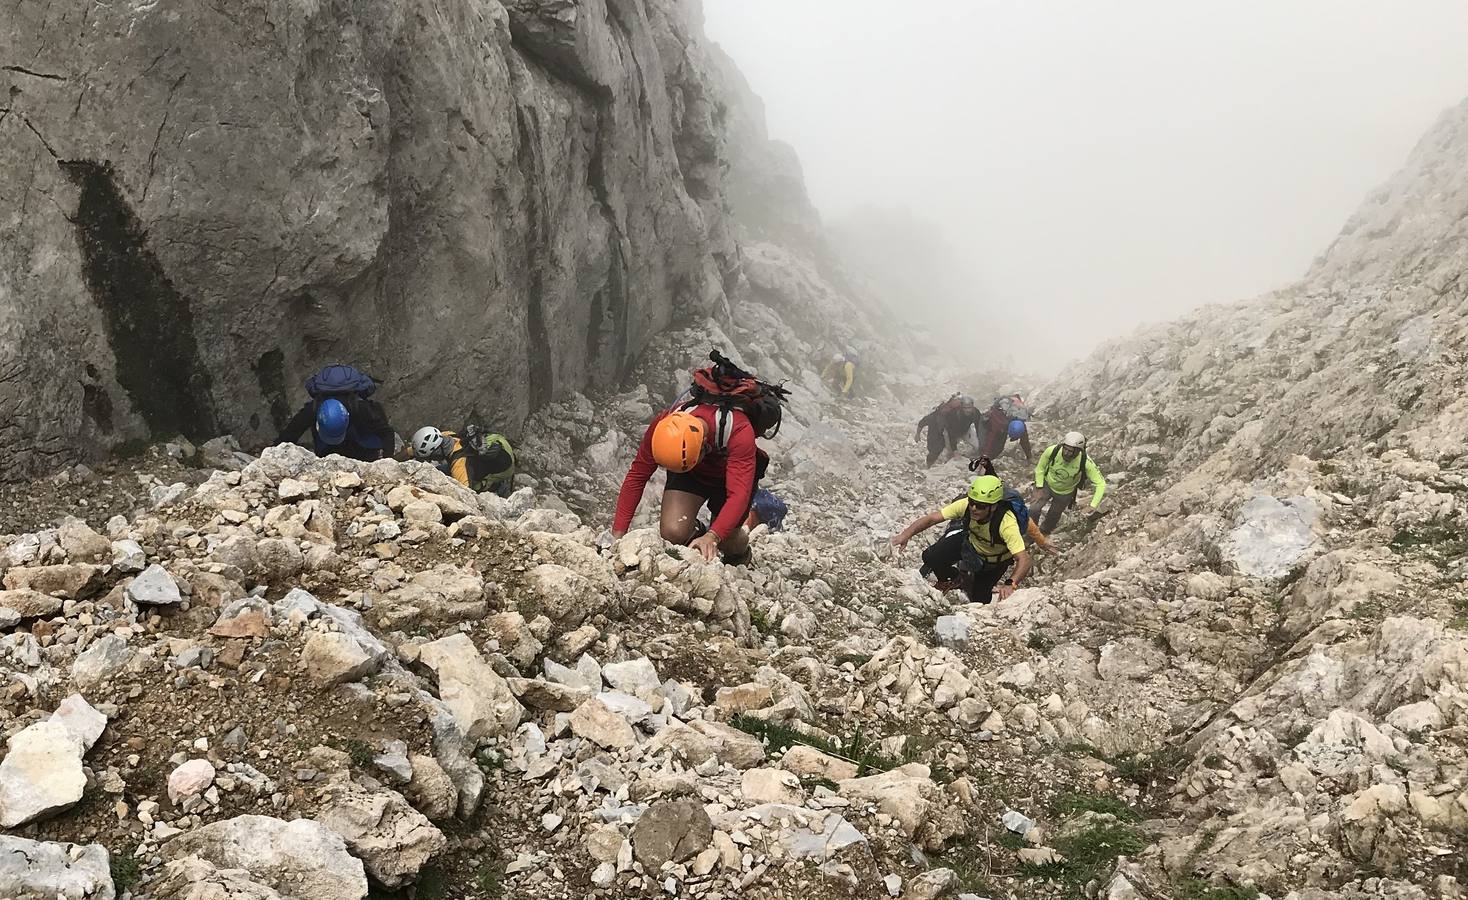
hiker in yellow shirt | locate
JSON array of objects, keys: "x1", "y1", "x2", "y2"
[
  {"x1": 821, "y1": 351, "x2": 857, "y2": 398},
  {"x1": 891, "y1": 475, "x2": 1033, "y2": 602}
]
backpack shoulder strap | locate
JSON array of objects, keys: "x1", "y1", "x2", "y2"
[{"x1": 1040, "y1": 444, "x2": 1061, "y2": 479}]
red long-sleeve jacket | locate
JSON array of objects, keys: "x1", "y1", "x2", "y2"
[
  {"x1": 613, "y1": 405, "x2": 758, "y2": 540},
  {"x1": 980, "y1": 407, "x2": 1033, "y2": 460}
]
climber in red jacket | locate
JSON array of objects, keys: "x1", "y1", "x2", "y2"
[
  {"x1": 612, "y1": 352, "x2": 787, "y2": 563},
  {"x1": 978, "y1": 396, "x2": 1034, "y2": 461}
]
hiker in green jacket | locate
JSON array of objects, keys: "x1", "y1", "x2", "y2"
[{"x1": 1028, "y1": 431, "x2": 1106, "y2": 535}]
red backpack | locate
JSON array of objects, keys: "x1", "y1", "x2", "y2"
[{"x1": 680, "y1": 351, "x2": 790, "y2": 451}]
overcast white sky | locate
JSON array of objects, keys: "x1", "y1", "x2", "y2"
[{"x1": 703, "y1": 1, "x2": 1468, "y2": 364}]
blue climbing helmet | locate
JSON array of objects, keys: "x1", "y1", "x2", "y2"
[
  {"x1": 1007, "y1": 418, "x2": 1027, "y2": 438},
  {"x1": 316, "y1": 398, "x2": 350, "y2": 446}
]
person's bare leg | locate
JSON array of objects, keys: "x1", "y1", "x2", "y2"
[{"x1": 660, "y1": 490, "x2": 706, "y2": 545}]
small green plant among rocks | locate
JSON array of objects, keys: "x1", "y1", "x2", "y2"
[
  {"x1": 110, "y1": 850, "x2": 142, "y2": 893},
  {"x1": 1020, "y1": 818, "x2": 1151, "y2": 896},
  {"x1": 344, "y1": 738, "x2": 374, "y2": 769},
  {"x1": 729, "y1": 715, "x2": 904, "y2": 776},
  {"x1": 1051, "y1": 792, "x2": 1141, "y2": 823}
]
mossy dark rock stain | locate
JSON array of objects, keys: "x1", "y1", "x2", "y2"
[{"x1": 61, "y1": 160, "x2": 216, "y2": 440}]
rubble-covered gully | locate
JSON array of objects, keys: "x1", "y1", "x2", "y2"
[{"x1": 2, "y1": 346, "x2": 1466, "y2": 900}]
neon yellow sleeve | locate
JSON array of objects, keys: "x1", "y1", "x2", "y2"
[
  {"x1": 1034, "y1": 448, "x2": 1050, "y2": 488},
  {"x1": 940, "y1": 499, "x2": 969, "y2": 520},
  {"x1": 999, "y1": 512, "x2": 1026, "y2": 555},
  {"x1": 1087, "y1": 459, "x2": 1107, "y2": 507},
  {"x1": 842, "y1": 362, "x2": 854, "y2": 394}
]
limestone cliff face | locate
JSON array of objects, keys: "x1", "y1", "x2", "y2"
[{"x1": 0, "y1": 0, "x2": 742, "y2": 478}]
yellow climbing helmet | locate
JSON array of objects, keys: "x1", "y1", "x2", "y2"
[{"x1": 967, "y1": 474, "x2": 1003, "y2": 505}]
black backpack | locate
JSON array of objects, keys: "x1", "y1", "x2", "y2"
[{"x1": 454, "y1": 425, "x2": 514, "y2": 482}]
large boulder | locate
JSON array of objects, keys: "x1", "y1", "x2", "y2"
[
  {"x1": 152, "y1": 856, "x2": 283, "y2": 900},
  {"x1": 0, "y1": 696, "x2": 107, "y2": 827},
  {"x1": 837, "y1": 764, "x2": 962, "y2": 850},
  {"x1": 417, "y1": 634, "x2": 523, "y2": 741},
  {"x1": 302, "y1": 631, "x2": 385, "y2": 687},
  {"x1": 526, "y1": 563, "x2": 604, "y2": 627},
  {"x1": 2, "y1": 564, "x2": 104, "y2": 598},
  {"x1": 631, "y1": 798, "x2": 713, "y2": 869},
  {"x1": 316, "y1": 781, "x2": 446, "y2": 888},
  {"x1": 57, "y1": 517, "x2": 111, "y2": 561},
  {"x1": 0, "y1": 835, "x2": 114, "y2": 900},
  {"x1": 165, "y1": 815, "x2": 367, "y2": 900},
  {"x1": 126, "y1": 563, "x2": 183, "y2": 606}
]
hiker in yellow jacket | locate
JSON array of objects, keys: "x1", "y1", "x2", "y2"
[
  {"x1": 1028, "y1": 431, "x2": 1106, "y2": 535},
  {"x1": 821, "y1": 351, "x2": 857, "y2": 398}
]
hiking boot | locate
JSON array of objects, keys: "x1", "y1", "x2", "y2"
[{"x1": 722, "y1": 548, "x2": 752, "y2": 567}]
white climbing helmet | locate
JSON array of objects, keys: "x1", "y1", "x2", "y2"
[
  {"x1": 412, "y1": 426, "x2": 445, "y2": 459},
  {"x1": 1063, "y1": 431, "x2": 1086, "y2": 449}
]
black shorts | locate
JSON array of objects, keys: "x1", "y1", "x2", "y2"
[{"x1": 665, "y1": 471, "x2": 757, "y2": 528}]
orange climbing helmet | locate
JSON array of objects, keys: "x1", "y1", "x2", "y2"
[{"x1": 651, "y1": 411, "x2": 706, "y2": 473}]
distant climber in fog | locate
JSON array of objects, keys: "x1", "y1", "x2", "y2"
[
  {"x1": 821, "y1": 350, "x2": 859, "y2": 399},
  {"x1": 275, "y1": 364, "x2": 395, "y2": 462},
  {"x1": 915, "y1": 393, "x2": 982, "y2": 467},
  {"x1": 977, "y1": 394, "x2": 1033, "y2": 461},
  {"x1": 1028, "y1": 431, "x2": 1106, "y2": 534}
]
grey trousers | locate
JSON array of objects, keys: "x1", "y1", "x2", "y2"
[{"x1": 1028, "y1": 486, "x2": 1076, "y2": 535}]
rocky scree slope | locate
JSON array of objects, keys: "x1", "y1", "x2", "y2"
[
  {"x1": 5, "y1": 312, "x2": 1468, "y2": 900},
  {"x1": 1013, "y1": 97, "x2": 1468, "y2": 897},
  {"x1": 1, "y1": 0, "x2": 755, "y2": 480}
]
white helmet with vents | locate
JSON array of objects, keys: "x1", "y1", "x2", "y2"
[{"x1": 412, "y1": 426, "x2": 445, "y2": 459}]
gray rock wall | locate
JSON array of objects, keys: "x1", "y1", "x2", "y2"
[{"x1": 0, "y1": 0, "x2": 739, "y2": 478}]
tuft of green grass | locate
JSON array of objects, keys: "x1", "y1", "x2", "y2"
[
  {"x1": 1052, "y1": 792, "x2": 1141, "y2": 823},
  {"x1": 1026, "y1": 630, "x2": 1056, "y2": 652},
  {"x1": 1109, "y1": 745, "x2": 1189, "y2": 790},
  {"x1": 110, "y1": 850, "x2": 142, "y2": 893},
  {"x1": 728, "y1": 715, "x2": 902, "y2": 776},
  {"x1": 1176, "y1": 878, "x2": 1260, "y2": 900},
  {"x1": 344, "y1": 738, "x2": 374, "y2": 769},
  {"x1": 1391, "y1": 526, "x2": 1468, "y2": 559},
  {"x1": 994, "y1": 831, "x2": 1027, "y2": 851},
  {"x1": 926, "y1": 833, "x2": 1006, "y2": 897},
  {"x1": 474, "y1": 862, "x2": 505, "y2": 897},
  {"x1": 1020, "y1": 821, "x2": 1152, "y2": 895},
  {"x1": 748, "y1": 606, "x2": 771, "y2": 633}
]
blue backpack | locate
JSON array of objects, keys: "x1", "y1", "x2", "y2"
[
  {"x1": 305, "y1": 364, "x2": 377, "y2": 399},
  {"x1": 751, "y1": 489, "x2": 788, "y2": 531}
]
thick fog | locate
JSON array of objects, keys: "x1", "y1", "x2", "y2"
[{"x1": 703, "y1": 1, "x2": 1468, "y2": 369}]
